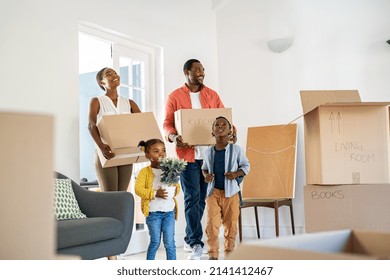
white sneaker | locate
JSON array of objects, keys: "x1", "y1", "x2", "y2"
[
  {"x1": 187, "y1": 244, "x2": 203, "y2": 260},
  {"x1": 183, "y1": 242, "x2": 192, "y2": 252}
]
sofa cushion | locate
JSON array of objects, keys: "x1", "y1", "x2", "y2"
[
  {"x1": 54, "y1": 178, "x2": 87, "y2": 220},
  {"x1": 57, "y1": 217, "x2": 123, "y2": 249}
]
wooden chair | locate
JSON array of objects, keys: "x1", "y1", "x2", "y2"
[{"x1": 239, "y1": 124, "x2": 297, "y2": 242}]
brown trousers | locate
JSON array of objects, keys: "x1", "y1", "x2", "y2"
[
  {"x1": 94, "y1": 152, "x2": 133, "y2": 192},
  {"x1": 206, "y1": 188, "x2": 240, "y2": 259}
]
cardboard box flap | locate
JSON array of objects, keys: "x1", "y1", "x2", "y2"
[
  {"x1": 318, "y1": 101, "x2": 390, "y2": 108},
  {"x1": 243, "y1": 124, "x2": 297, "y2": 199},
  {"x1": 228, "y1": 229, "x2": 390, "y2": 260},
  {"x1": 300, "y1": 90, "x2": 361, "y2": 115}
]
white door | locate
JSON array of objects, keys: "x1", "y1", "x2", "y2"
[{"x1": 112, "y1": 44, "x2": 151, "y2": 255}]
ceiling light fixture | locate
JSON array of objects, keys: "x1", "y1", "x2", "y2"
[{"x1": 267, "y1": 37, "x2": 294, "y2": 53}]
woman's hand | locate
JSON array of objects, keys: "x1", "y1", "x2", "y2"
[{"x1": 100, "y1": 144, "x2": 115, "y2": 159}]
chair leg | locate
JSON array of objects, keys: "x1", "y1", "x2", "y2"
[
  {"x1": 238, "y1": 208, "x2": 243, "y2": 242},
  {"x1": 254, "y1": 206, "x2": 260, "y2": 239},
  {"x1": 274, "y1": 201, "x2": 279, "y2": 237},
  {"x1": 289, "y1": 200, "x2": 295, "y2": 235}
]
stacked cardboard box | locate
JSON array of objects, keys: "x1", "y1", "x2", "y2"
[
  {"x1": 301, "y1": 90, "x2": 390, "y2": 233},
  {"x1": 229, "y1": 91, "x2": 390, "y2": 260}
]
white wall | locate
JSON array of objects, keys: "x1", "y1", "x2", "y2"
[
  {"x1": 1, "y1": 0, "x2": 389, "y2": 249},
  {"x1": 0, "y1": 0, "x2": 219, "y2": 178},
  {"x1": 214, "y1": 0, "x2": 390, "y2": 237},
  {"x1": 0, "y1": 0, "x2": 218, "y2": 250},
  {"x1": 0, "y1": 0, "x2": 80, "y2": 178}
]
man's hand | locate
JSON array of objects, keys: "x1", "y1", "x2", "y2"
[{"x1": 170, "y1": 134, "x2": 191, "y2": 149}]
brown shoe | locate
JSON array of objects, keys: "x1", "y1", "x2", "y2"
[{"x1": 209, "y1": 257, "x2": 218, "y2": 260}]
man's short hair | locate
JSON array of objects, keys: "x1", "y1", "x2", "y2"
[{"x1": 183, "y1": 59, "x2": 200, "y2": 71}]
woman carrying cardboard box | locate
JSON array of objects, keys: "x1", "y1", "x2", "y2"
[{"x1": 88, "y1": 67, "x2": 141, "y2": 193}]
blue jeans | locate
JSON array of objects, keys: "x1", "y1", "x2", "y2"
[
  {"x1": 181, "y1": 160, "x2": 207, "y2": 248},
  {"x1": 146, "y1": 211, "x2": 176, "y2": 260}
]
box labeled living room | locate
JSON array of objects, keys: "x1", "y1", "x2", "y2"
[{"x1": 300, "y1": 90, "x2": 390, "y2": 185}]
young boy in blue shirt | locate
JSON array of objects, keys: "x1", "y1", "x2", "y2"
[{"x1": 202, "y1": 116, "x2": 250, "y2": 260}]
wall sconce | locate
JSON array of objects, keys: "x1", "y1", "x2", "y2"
[{"x1": 267, "y1": 37, "x2": 294, "y2": 53}]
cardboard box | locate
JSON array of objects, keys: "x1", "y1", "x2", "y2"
[
  {"x1": 97, "y1": 112, "x2": 163, "y2": 167},
  {"x1": 174, "y1": 108, "x2": 232, "y2": 145},
  {"x1": 1, "y1": 112, "x2": 56, "y2": 259},
  {"x1": 300, "y1": 90, "x2": 390, "y2": 184},
  {"x1": 228, "y1": 229, "x2": 390, "y2": 260},
  {"x1": 303, "y1": 184, "x2": 390, "y2": 233},
  {"x1": 243, "y1": 124, "x2": 297, "y2": 198}
]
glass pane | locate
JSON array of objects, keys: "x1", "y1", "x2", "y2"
[
  {"x1": 79, "y1": 33, "x2": 112, "y2": 183},
  {"x1": 119, "y1": 58, "x2": 130, "y2": 84},
  {"x1": 120, "y1": 86, "x2": 130, "y2": 99},
  {"x1": 79, "y1": 33, "x2": 112, "y2": 74},
  {"x1": 133, "y1": 61, "x2": 144, "y2": 87},
  {"x1": 133, "y1": 88, "x2": 143, "y2": 109}
]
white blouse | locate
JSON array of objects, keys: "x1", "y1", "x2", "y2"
[{"x1": 96, "y1": 95, "x2": 131, "y2": 123}]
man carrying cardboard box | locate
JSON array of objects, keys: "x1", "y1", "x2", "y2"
[{"x1": 163, "y1": 59, "x2": 235, "y2": 260}]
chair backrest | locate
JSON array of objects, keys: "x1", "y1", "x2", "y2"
[
  {"x1": 55, "y1": 171, "x2": 80, "y2": 189},
  {"x1": 243, "y1": 123, "x2": 297, "y2": 199}
]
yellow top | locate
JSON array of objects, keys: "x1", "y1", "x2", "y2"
[{"x1": 135, "y1": 165, "x2": 180, "y2": 220}]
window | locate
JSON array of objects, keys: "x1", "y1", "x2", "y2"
[{"x1": 78, "y1": 24, "x2": 162, "y2": 183}]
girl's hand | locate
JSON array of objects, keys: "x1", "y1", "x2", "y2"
[{"x1": 156, "y1": 188, "x2": 168, "y2": 199}]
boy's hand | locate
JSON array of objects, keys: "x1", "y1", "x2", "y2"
[
  {"x1": 225, "y1": 171, "x2": 239, "y2": 180},
  {"x1": 204, "y1": 173, "x2": 215, "y2": 183}
]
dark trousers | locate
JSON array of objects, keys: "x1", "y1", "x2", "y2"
[{"x1": 180, "y1": 160, "x2": 207, "y2": 248}]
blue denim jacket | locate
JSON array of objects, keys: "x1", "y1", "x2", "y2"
[{"x1": 202, "y1": 143, "x2": 250, "y2": 198}]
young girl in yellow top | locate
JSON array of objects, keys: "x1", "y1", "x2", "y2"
[{"x1": 135, "y1": 138, "x2": 180, "y2": 260}]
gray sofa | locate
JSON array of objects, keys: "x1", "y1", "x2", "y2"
[{"x1": 55, "y1": 172, "x2": 134, "y2": 260}]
